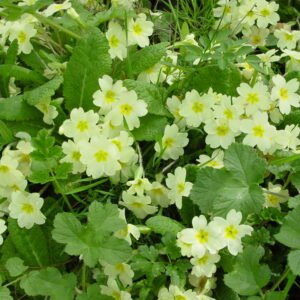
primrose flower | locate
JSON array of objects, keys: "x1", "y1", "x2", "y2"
[
  {"x1": 106, "y1": 22, "x2": 127, "y2": 60},
  {"x1": 165, "y1": 167, "x2": 193, "y2": 209},
  {"x1": 59, "y1": 108, "x2": 99, "y2": 141},
  {"x1": 257, "y1": 49, "x2": 280, "y2": 68},
  {"x1": 137, "y1": 63, "x2": 166, "y2": 84},
  {"x1": 120, "y1": 191, "x2": 157, "y2": 219},
  {"x1": 154, "y1": 124, "x2": 189, "y2": 160},
  {"x1": 180, "y1": 90, "x2": 213, "y2": 127},
  {"x1": 43, "y1": 0, "x2": 71, "y2": 17},
  {"x1": 271, "y1": 75, "x2": 300, "y2": 115},
  {"x1": 61, "y1": 140, "x2": 86, "y2": 174},
  {"x1": 101, "y1": 278, "x2": 132, "y2": 300},
  {"x1": 197, "y1": 149, "x2": 224, "y2": 169},
  {"x1": 210, "y1": 209, "x2": 253, "y2": 255},
  {"x1": 35, "y1": 98, "x2": 58, "y2": 125},
  {"x1": 158, "y1": 284, "x2": 202, "y2": 300},
  {"x1": 0, "y1": 219, "x2": 7, "y2": 245},
  {"x1": 0, "y1": 156, "x2": 23, "y2": 187},
  {"x1": 0, "y1": 173, "x2": 27, "y2": 199},
  {"x1": 190, "y1": 250, "x2": 220, "y2": 278},
  {"x1": 111, "y1": 0, "x2": 136, "y2": 10},
  {"x1": 147, "y1": 181, "x2": 170, "y2": 208},
  {"x1": 263, "y1": 183, "x2": 289, "y2": 209},
  {"x1": 111, "y1": 131, "x2": 136, "y2": 163},
  {"x1": 274, "y1": 29, "x2": 300, "y2": 50},
  {"x1": 166, "y1": 96, "x2": 186, "y2": 128},
  {"x1": 255, "y1": 0, "x2": 279, "y2": 28},
  {"x1": 79, "y1": 134, "x2": 121, "y2": 178},
  {"x1": 8, "y1": 191, "x2": 46, "y2": 229},
  {"x1": 128, "y1": 14, "x2": 153, "y2": 48},
  {"x1": 126, "y1": 176, "x2": 152, "y2": 196},
  {"x1": 243, "y1": 26, "x2": 269, "y2": 48},
  {"x1": 240, "y1": 111, "x2": 276, "y2": 153}
]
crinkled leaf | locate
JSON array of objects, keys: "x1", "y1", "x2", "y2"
[
  {"x1": 5, "y1": 257, "x2": 28, "y2": 277},
  {"x1": 146, "y1": 216, "x2": 184, "y2": 236},
  {"x1": 0, "y1": 287, "x2": 13, "y2": 300},
  {"x1": 224, "y1": 246, "x2": 271, "y2": 296},
  {"x1": 288, "y1": 249, "x2": 300, "y2": 275}
]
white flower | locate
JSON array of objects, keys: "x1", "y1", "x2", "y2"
[
  {"x1": 107, "y1": 90, "x2": 148, "y2": 130},
  {"x1": 128, "y1": 14, "x2": 153, "y2": 48},
  {"x1": 101, "y1": 278, "x2": 132, "y2": 300},
  {"x1": 106, "y1": 22, "x2": 127, "y2": 60},
  {"x1": 137, "y1": 63, "x2": 166, "y2": 83},
  {"x1": 274, "y1": 29, "x2": 300, "y2": 50},
  {"x1": 179, "y1": 215, "x2": 223, "y2": 258},
  {"x1": 59, "y1": 108, "x2": 99, "y2": 141},
  {"x1": 158, "y1": 285, "x2": 201, "y2": 300},
  {"x1": 43, "y1": 0, "x2": 71, "y2": 17},
  {"x1": 255, "y1": 0, "x2": 279, "y2": 28},
  {"x1": 204, "y1": 118, "x2": 239, "y2": 149},
  {"x1": 0, "y1": 156, "x2": 23, "y2": 187},
  {"x1": 35, "y1": 98, "x2": 58, "y2": 125},
  {"x1": 271, "y1": 75, "x2": 300, "y2": 114},
  {"x1": 60, "y1": 140, "x2": 86, "y2": 174},
  {"x1": 111, "y1": 0, "x2": 136, "y2": 10},
  {"x1": 79, "y1": 135, "x2": 121, "y2": 178},
  {"x1": 114, "y1": 209, "x2": 140, "y2": 245},
  {"x1": 243, "y1": 26, "x2": 269, "y2": 47},
  {"x1": 197, "y1": 149, "x2": 224, "y2": 169},
  {"x1": 166, "y1": 96, "x2": 186, "y2": 128},
  {"x1": 93, "y1": 75, "x2": 127, "y2": 114},
  {"x1": 8, "y1": 22, "x2": 37, "y2": 54},
  {"x1": 120, "y1": 191, "x2": 157, "y2": 219},
  {"x1": 281, "y1": 125, "x2": 300, "y2": 151},
  {"x1": 240, "y1": 112, "x2": 276, "y2": 153},
  {"x1": 282, "y1": 49, "x2": 300, "y2": 72},
  {"x1": 147, "y1": 181, "x2": 170, "y2": 208},
  {"x1": 210, "y1": 209, "x2": 253, "y2": 255},
  {"x1": 9, "y1": 191, "x2": 46, "y2": 229},
  {"x1": 190, "y1": 250, "x2": 220, "y2": 278},
  {"x1": 257, "y1": 49, "x2": 280, "y2": 68},
  {"x1": 237, "y1": 82, "x2": 270, "y2": 116},
  {"x1": 165, "y1": 167, "x2": 193, "y2": 209},
  {"x1": 154, "y1": 124, "x2": 189, "y2": 160},
  {"x1": 101, "y1": 261, "x2": 134, "y2": 287},
  {"x1": 182, "y1": 33, "x2": 199, "y2": 46},
  {"x1": 239, "y1": 3, "x2": 258, "y2": 27},
  {"x1": 176, "y1": 230, "x2": 193, "y2": 257},
  {"x1": 126, "y1": 177, "x2": 152, "y2": 196},
  {"x1": 180, "y1": 90, "x2": 213, "y2": 127},
  {"x1": 0, "y1": 173, "x2": 27, "y2": 199},
  {"x1": 0, "y1": 219, "x2": 7, "y2": 245},
  {"x1": 263, "y1": 183, "x2": 289, "y2": 209},
  {"x1": 111, "y1": 131, "x2": 136, "y2": 163}
]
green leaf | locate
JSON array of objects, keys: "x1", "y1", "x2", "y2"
[
  {"x1": 8, "y1": 219, "x2": 50, "y2": 267},
  {"x1": 24, "y1": 75, "x2": 63, "y2": 106},
  {"x1": 123, "y1": 42, "x2": 169, "y2": 75},
  {"x1": 55, "y1": 163, "x2": 73, "y2": 180},
  {"x1": 52, "y1": 202, "x2": 131, "y2": 267},
  {"x1": 63, "y1": 27, "x2": 112, "y2": 111},
  {"x1": 188, "y1": 65, "x2": 241, "y2": 96},
  {"x1": 0, "y1": 287, "x2": 13, "y2": 300},
  {"x1": 288, "y1": 249, "x2": 300, "y2": 275},
  {"x1": 265, "y1": 292, "x2": 285, "y2": 300},
  {"x1": 275, "y1": 206, "x2": 300, "y2": 249},
  {"x1": 5, "y1": 257, "x2": 28, "y2": 277},
  {"x1": 20, "y1": 267, "x2": 77, "y2": 300},
  {"x1": 132, "y1": 114, "x2": 169, "y2": 141},
  {"x1": 291, "y1": 171, "x2": 300, "y2": 191},
  {"x1": 0, "y1": 120, "x2": 14, "y2": 148},
  {"x1": 146, "y1": 216, "x2": 184, "y2": 236},
  {"x1": 224, "y1": 245, "x2": 271, "y2": 296},
  {"x1": 191, "y1": 144, "x2": 265, "y2": 217},
  {"x1": 76, "y1": 284, "x2": 112, "y2": 300},
  {"x1": 0, "y1": 64, "x2": 45, "y2": 83},
  {"x1": 123, "y1": 80, "x2": 171, "y2": 117},
  {"x1": 0, "y1": 96, "x2": 42, "y2": 121}
]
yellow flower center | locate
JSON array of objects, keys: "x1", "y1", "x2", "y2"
[
  {"x1": 115, "y1": 263, "x2": 125, "y2": 272},
  {"x1": 246, "y1": 93, "x2": 259, "y2": 104},
  {"x1": 177, "y1": 183, "x2": 185, "y2": 194},
  {"x1": 225, "y1": 225, "x2": 239, "y2": 239},
  {"x1": 247, "y1": 11, "x2": 255, "y2": 17},
  {"x1": 146, "y1": 67, "x2": 154, "y2": 74},
  {"x1": 207, "y1": 161, "x2": 221, "y2": 167},
  {"x1": 175, "y1": 296, "x2": 187, "y2": 300},
  {"x1": 0, "y1": 165, "x2": 10, "y2": 173},
  {"x1": 196, "y1": 229, "x2": 209, "y2": 244},
  {"x1": 224, "y1": 5, "x2": 231, "y2": 14},
  {"x1": 120, "y1": 104, "x2": 133, "y2": 115},
  {"x1": 110, "y1": 35, "x2": 119, "y2": 47},
  {"x1": 105, "y1": 90, "x2": 116, "y2": 103},
  {"x1": 39, "y1": 103, "x2": 49, "y2": 114},
  {"x1": 267, "y1": 194, "x2": 280, "y2": 206},
  {"x1": 163, "y1": 137, "x2": 174, "y2": 148},
  {"x1": 216, "y1": 125, "x2": 229, "y2": 136},
  {"x1": 21, "y1": 203, "x2": 34, "y2": 214},
  {"x1": 252, "y1": 35, "x2": 262, "y2": 45},
  {"x1": 71, "y1": 151, "x2": 81, "y2": 161},
  {"x1": 94, "y1": 150, "x2": 108, "y2": 162},
  {"x1": 112, "y1": 291, "x2": 121, "y2": 300},
  {"x1": 253, "y1": 125, "x2": 265, "y2": 138},
  {"x1": 197, "y1": 255, "x2": 209, "y2": 265},
  {"x1": 260, "y1": 8, "x2": 270, "y2": 16},
  {"x1": 18, "y1": 32, "x2": 27, "y2": 44},
  {"x1": 132, "y1": 201, "x2": 144, "y2": 208},
  {"x1": 11, "y1": 184, "x2": 20, "y2": 191},
  {"x1": 279, "y1": 88, "x2": 289, "y2": 100},
  {"x1": 224, "y1": 109, "x2": 233, "y2": 119},
  {"x1": 112, "y1": 140, "x2": 122, "y2": 151},
  {"x1": 20, "y1": 154, "x2": 31, "y2": 164},
  {"x1": 192, "y1": 102, "x2": 204, "y2": 113},
  {"x1": 133, "y1": 24, "x2": 143, "y2": 36},
  {"x1": 152, "y1": 188, "x2": 164, "y2": 195},
  {"x1": 76, "y1": 120, "x2": 89, "y2": 132},
  {"x1": 54, "y1": 4, "x2": 63, "y2": 9},
  {"x1": 285, "y1": 33, "x2": 294, "y2": 41}
]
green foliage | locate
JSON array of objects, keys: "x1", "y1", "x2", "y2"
[
  {"x1": 52, "y1": 202, "x2": 131, "y2": 267},
  {"x1": 63, "y1": 27, "x2": 112, "y2": 111},
  {"x1": 191, "y1": 143, "x2": 266, "y2": 217},
  {"x1": 0, "y1": 287, "x2": 13, "y2": 300},
  {"x1": 5, "y1": 257, "x2": 28, "y2": 277},
  {"x1": 224, "y1": 246, "x2": 271, "y2": 296},
  {"x1": 146, "y1": 215, "x2": 184, "y2": 236},
  {"x1": 288, "y1": 249, "x2": 300, "y2": 275},
  {"x1": 20, "y1": 267, "x2": 77, "y2": 300}
]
